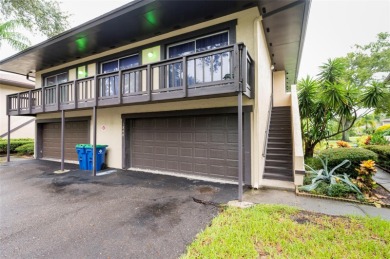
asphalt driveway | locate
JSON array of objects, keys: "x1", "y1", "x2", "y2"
[{"x1": 0, "y1": 159, "x2": 237, "y2": 258}]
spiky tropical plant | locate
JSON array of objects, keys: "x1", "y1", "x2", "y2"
[{"x1": 299, "y1": 157, "x2": 362, "y2": 195}]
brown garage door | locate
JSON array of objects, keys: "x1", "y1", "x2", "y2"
[
  {"x1": 41, "y1": 121, "x2": 89, "y2": 161},
  {"x1": 130, "y1": 114, "x2": 238, "y2": 180}
]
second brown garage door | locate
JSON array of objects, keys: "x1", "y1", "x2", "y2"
[
  {"x1": 41, "y1": 121, "x2": 89, "y2": 161},
  {"x1": 130, "y1": 114, "x2": 238, "y2": 180}
]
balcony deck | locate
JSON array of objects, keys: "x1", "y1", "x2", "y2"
[{"x1": 7, "y1": 44, "x2": 254, "y2": 116}]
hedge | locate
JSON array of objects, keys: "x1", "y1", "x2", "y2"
[
  {"x1": 317, "y1": 148, "x2": 378, "y2": 178},
  {"x1": 14, "y1": 143, "x2": 34, "y2": 155},
  {"x1": 364, "y1": 145, "x2": 390, "y2": 170},
  {"x1": 0, "y1": 139, "x2": 34, "y2": 154}
]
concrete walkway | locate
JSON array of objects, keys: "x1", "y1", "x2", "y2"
[
  {"x1": 243, "y1": 189, "x2": 390, "y2": 220},
  {"x1": 374, "y1": 167, "x2": 390, "y2": 192}
]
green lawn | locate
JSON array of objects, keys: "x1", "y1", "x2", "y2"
[{"x1": 182, "y1": 205, "x2": 389, "y2": 258}]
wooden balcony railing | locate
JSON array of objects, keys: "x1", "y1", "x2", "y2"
[{"x1": 7, "y1": 43, "x2": 254, "y2": 116}]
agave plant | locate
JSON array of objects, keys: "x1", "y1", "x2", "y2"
[{"x1": 299, "y1": 157, "x2": 362, "y2": 195}]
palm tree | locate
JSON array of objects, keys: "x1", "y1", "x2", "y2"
[
  {"x1": 0, "y1": 20, "x2": 30, "y2": 51},
  {"x1": 355, "y1": 113, "x2": 382, "y2": 134}
]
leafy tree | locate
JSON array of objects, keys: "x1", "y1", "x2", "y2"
[
  {"x1": 298, "y1": 59, "x2": 387, "y2": 158},
  {"x1": 0, "y1": 0, "x2": 69, "y2": 42},
  {"x1": 0, "y1": 20, "x2": 30, "y2": 50},
  {"x1": 344, "y1": 32, "x2": 390, "y2": 87},
  {"x1": 355, "y1": 113, "x2": 380, "y2": 134}
]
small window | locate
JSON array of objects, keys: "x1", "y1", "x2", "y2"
[
  {"x1": 45, "y1": 72, "x2": 68, "y2": 86},
  {"x1": 120, "y1": 55, "x2": 139, "y2": 70},
  {"x1": 102, "y1": 60, "x2": 118, "y2": 73},
  {"x1": 168, "y1": 42, "x2": 195, "y2": 58},
  {"x1": 77, "y1": 65, "x2": 87, "y2": 79}
]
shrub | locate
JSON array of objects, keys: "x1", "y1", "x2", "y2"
[
  {"x1": 375, "y1": 124, "x2": 390, "y2": 134},
  {"x1": 318, "y1": 148, "x2": 378, "y2": 178},
  {"x1": 327, "y1": 183, "x2": 352, "y2": 197},
  {"x1": 357, "y1": 135, "x2": 370, "y2": 147},
  {"x1": 14, "y1": 143, "x2": 34, "y2": 155},
  {"x1": 0, "y1": 139, "x2": 34, "y2": 154},
  {"x1": 354, "y1": 160, "x2": 377, "y2": 193},
  {"x1": 370, "y1": 133, "x2": 389, "y2": 145},
  {"x1": 364, "y1": 145, "x2": 390, "y2": 169},
  {"x1": 336, "y1": 140, "x2": 351, "y2": 148}
]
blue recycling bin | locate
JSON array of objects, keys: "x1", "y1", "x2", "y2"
[
  {"x1": 85, "y1": 144, "x2": 108, "y2": 171},
  {"x1": 75, "y1": 144, "x2": 88, "y2": 170}
]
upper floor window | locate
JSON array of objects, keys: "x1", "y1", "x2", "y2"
[
  {"x1": 166, "y1": 31, "x2": 230, "y2": 87},
  {"x1": 45, "y1": 72, "x2": 68, "y2": 86},
  {"x1": 167, "y1": 31, "x2": 229, "y2": 58},
  {"x1": 101, "y1": 54, "x2": 139, "y2": 73}
]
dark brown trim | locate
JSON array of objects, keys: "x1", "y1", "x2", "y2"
[
  {"x1": 36, "y1": 116, "x2": 91, "y2": 124},
  {"x1": 121, "y1": 106, "x2": 253, "y2": 119}
]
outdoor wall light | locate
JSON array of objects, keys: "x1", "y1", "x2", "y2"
[{"x1": 142, "y1": 45, "x2": 160, "y2": 64}]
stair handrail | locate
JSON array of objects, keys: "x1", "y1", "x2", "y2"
[{"x1": 262, "y1": 95, "x2": 273, "y2": 157}]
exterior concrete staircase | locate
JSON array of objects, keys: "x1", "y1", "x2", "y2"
[{"x1": 263, "y1": 106, "x2": 294, "y2": 182}]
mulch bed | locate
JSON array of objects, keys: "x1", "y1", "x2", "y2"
[{"x1": 296, "y1": 184, "x2": 390, "y2": 208}]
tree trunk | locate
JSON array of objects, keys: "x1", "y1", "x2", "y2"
[
  {"x1": 341, "y1": 118, "x2": 351, "y2": 142},
  {"x1": 304, "y1": 142, "x2": 315, "y2": 158}
]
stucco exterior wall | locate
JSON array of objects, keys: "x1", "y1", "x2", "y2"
[
  {"x1": 0, "y1": 84, "x2": 35, "y2": 139},
  {"x1": 252, "y1": 18, "x2": 272, "y2": 188},
  {"x1": 37, "y1": 96, "x2": 254, "y2": 168},
  {"x1": 273, "y1": 71, "x2": 291, "y2": 107},
  {"x1": 33, "y1": 7, "x2": 274, "y2": 187},
  {"x1": 34, "y1": 7, "x2": 260, "y2": 84}
]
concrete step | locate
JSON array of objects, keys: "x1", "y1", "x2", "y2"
[
  {"x1": 272, "y1": 106, "x2": 290, "y2": 110},
  {"x1": 265, "y1": 164, "x2": 293, "y2": 171},
  {"x1": 267, "y1": 147, "x2": 292, "y2": 154},
  {"x1": 265, "y1": 159, "x2": 293, "y2": 167},
  {"x1": 261, "y1": 179, "x2": 295, "y2": 191},
  {"x1": 269, "y1": 132, "x2": 291, "y2": 137},
  {"x1": 268, "y1": 142, "x2": 292, "y2": 148},
  {"x1": 271, "y1": 115, "x2": 291, "y2": 119},
  {"x1": 270, "y1": 122, "x2": 291, "y2": 126},
  {"x1": 268, "y1": 137, "x2": 292, "y2": 142},
  {"x1": 270, "y1": 127, "x2": 291, "y2": 131},
  {"x1": 266, "y1": 153, "x2": 293, "y2": 161},
  {"x1": 263, "y1": 171, "x2": 294, "y2": 182}
]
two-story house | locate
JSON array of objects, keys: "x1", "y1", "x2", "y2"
[{"x1": 1, "y1": 0, "x2": 310, "y2": 194}]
